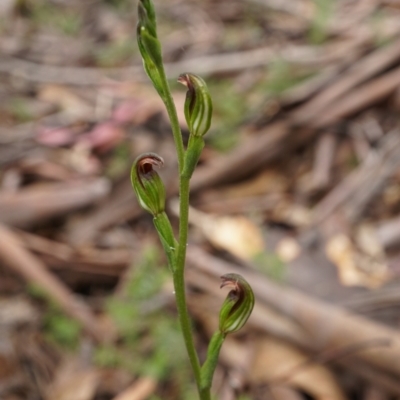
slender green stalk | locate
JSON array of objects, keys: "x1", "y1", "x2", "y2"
[
  {"x1": 200, "y1": 331, "x2": 225, "y2": 390},
  {"x1": 160, "y1": 72, "x2": 185, "y2": 173},
  {"x1": 160, "y1": 77, "x2": 207, "y2": 398},
  {"x1": 135, "y1": 3, "x2": 254, "y2": 399}
]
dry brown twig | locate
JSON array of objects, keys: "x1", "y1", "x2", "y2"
[
  {"x1": 0, "y1": 224, "x2": 110, "y2": 342},
  {"x1": 0, "y1": 179, "x2": 110, "y2": 228},
  {"x1": 312, "y1": 129, "x2": 400, "y2": 225}
]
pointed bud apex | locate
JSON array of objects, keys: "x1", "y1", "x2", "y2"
[
  {"x1": 178, "y1": 73, "x2": 212, "y2": 138},
  {"x1": 219, "y1": 274, "x2": 254, "y2": 335},
  {"x1": 138, "y1": 0, "x2": 157, "y2": 37},
  {"x1": 137, "y1": 0, "x2": 165, "y2": 97},
  {"x1": 131, "y1": 153, "x2": 166, "y2": 216}
]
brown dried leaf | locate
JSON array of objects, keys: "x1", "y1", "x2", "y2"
[
  {"x1": 186, "y1": 205, "x2": 265, "y2": 260},
  {"x1": 45, "y1": 359, "x2": 99, "y2": 400},
  {"x1": 112, "y1": 377, "x2": 157, "y2": 400},
  {"x1": 325, "y1": 231, "x2": 389, "y2": 288}
]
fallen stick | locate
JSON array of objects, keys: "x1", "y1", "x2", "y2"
[
  {"x1": 112, "y1": 377, "x2": 157, "y2": 400},
  {"x1": 312, "y1": 66, "x2": 400, "y2": 128},
  {"x1": 191, "y1": 122, "x2": 314, "y2": 191},
  {"x1": 310, "y1": 132, "x2": 337, "y2": 192},
  {"x1": 0, "y1": 223, "x2": 109, "y2": 342},
  {"x1": 292, "y1": 38, "x2": 400, "y2": 125},
  {"x1": 0, "y1": 42, "x2": 359, "y2": 86},
  {"x1": 193, "y1": 65, "x2": 400, "y2": 194},
  {"x1": 376, "y1": 215, "x2": 400, "y2": 249},
  {"x1": 312, "y1": 129, "x2": 400, "y2": 225},
  {"x1": 0, "y1": 179, "x2": 110, "y2": 228},
  {"x1": 16, "y1": 229, "x2": 130, "y2": 276}
]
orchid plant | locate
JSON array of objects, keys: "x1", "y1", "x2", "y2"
[{"x1": 131, "y1": 1, "x2": 255, "y2": 398}]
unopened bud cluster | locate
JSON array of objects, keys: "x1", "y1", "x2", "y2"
[{"x1": 137, "y1": 0, "x2": 165, "y2": 97}]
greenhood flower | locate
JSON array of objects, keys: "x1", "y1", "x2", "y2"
[
  {"x1": 219, "y1": 273, "x2": 254, "y2": 335},
  {"x1": 178, "y1": 73, "x2": 212, "y2": 138},
  {"x1": 131, "y1": 153, "x2": 166, "y2": 216}
]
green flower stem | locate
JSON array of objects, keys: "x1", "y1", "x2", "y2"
[
  {"x1": 159, "y1": 72, "x2": 185, "y2": 174},
  {"x1": 160, "y1": 76, "x2": 208, "y2": 399},
  {"x1": 200, "y1": 331, "x2": 226, "y2": 391},
  {"x1": 172, "y1": 174, "x2": 207, "y2": 398}
]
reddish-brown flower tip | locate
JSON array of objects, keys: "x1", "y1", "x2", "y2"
[{"x1": 135, "y1": 153, "x2": 164, "y2": 185}]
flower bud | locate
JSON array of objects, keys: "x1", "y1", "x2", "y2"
[
  {"x1": 137, "y1": 0, "x2": 165, "y2": 97},
  {"x1": 131, "y1": 153, "x2": 166, "y2": 216},
  {"x1": 219, "y1": 273, "x2": 254, "y2": 335},
  {"x1": 178, "y1": 73, "x2": 212, "y2": 138}
]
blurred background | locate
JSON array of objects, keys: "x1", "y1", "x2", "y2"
[{"x1": 1, "y1": 0, "x2": 400, "y2": 399}]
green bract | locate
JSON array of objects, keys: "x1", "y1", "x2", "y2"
[
  {"x1": 178, "y1": 73, "x2": 213, "y2": 138},
  {"x1": 131, "y1": 153, "x2": 166, "y2": 216},
  {"x1": 218, "y1": 274, "x2": 255, "y2": 335}
]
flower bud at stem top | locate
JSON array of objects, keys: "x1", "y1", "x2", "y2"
[
  {"x1": 131, "y1": 153, "x2": 166, "y2": 217},
  {"x1": 218, "y1": 273, "x2": 254, "y2": 335},
  {"x1": 137, "y1": 0, "x2": 165, "y2": 97},
  {"x1": 178, "y1": 73, "x2": 212, "y2": 138}
]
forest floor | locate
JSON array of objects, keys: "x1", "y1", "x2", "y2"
[{"x1": 1, "y1": 0, "x2": 400, "y2": 399}]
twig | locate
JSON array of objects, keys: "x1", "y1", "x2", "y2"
[
  {"x1": 292, "y1": 38, "x2": 400, "y2": 125},
  {"x1": 0, "y1": 179, "x2": 110, "y2": 228},
  {"x1": 310, "y1": 132, "x2": 337, "y2": 191},
  {"x1": 376, "y1": 215, "x2": 400, "y2": 249},
  {"x1": 0, "y1": 224, "x2": 109, "y2": 342},
  {"x1": 112, "y1": 377, "x2": 157, "y2": 400},
  {"x1": 312, "y1": 67, "x2": 400, "y2": 128},
  {"x1": 312, "y1": 130, "x2": 400, "y2": 225},
  {"x1": 274, "y1": 338, "x2": 391, "y2": 385},
  {"x1": 0, "y1": 41, "x2": 369, "y2": 86},
  {"x1": 16, "y1": 229, "x2": 130, "y2": 276},
  {"x1": 191, "y1": 122, "x2": 302, "y2": 191}
]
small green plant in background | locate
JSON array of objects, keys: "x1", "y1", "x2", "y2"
[
  {"x1": 308, "y1": 0, "x2": 333, "y2": 44},
  {"x1": 94, "y1": 39, "x2": 137, "y2": 68},
  {"x1": 131, "y1": 1, "x2": 255, "y2": 399},
  {"x1": 30, "y1": 1, "x2": 82, "y2": 36},
  {"x1": 28, "y1": 284, "x2": 81, "y2": 350},
  {"x1": 10, "y1": 98, "x2": 33, "y2": 123},
  {"x1": 253, "y1": 251, "x2": 286, "y2": 282}
]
